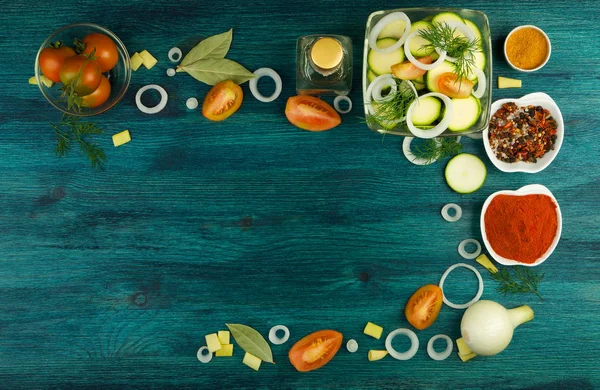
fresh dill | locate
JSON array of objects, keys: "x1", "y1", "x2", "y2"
[
  {"x1": 51, "y1": 114, "x2": 106, "y2": 170},
  {"x1": 418, "y1": 23, "x2": 481, "y2": 82},
  {"x1": 491, "y1": 266, "x2": 545, "y2": 302},
  {"x1": 365, "y1": 80, "x2": 417, "y2": 131},
  {"x1": 412, "y1": 137, "x2": 462, "y2": 164}
]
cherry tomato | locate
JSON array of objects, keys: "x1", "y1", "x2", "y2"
[
  {"x1": 405, "y1": 284, "x2": 443, "y2": 330},
  {"x1": 288, "y1": 330, "x2": 343, "y2": 372},
  {"x1": 391, "y1": 56, "x2": 432, "y2": 80},
  {"x1": 59, "y1": 55, "x2": 102, "y2": 96},
  {"x1": 285, "y1": 96, "x2": 341, "y2": 132},
  {"x1": 39, "y1": 45, "x2": 76, "y2": 83},
  {"x1": 81, "y1": 33, "x2": 119, "y2": 72},
  {"x1": 82, "y1": 75, "x2": 111, "y2": 108},
  {"x1": 202, "y1": 80, "x2": 243, "y2": 121},
  {"x1": 437, "y1": 72, "x2": 475, "y2": 98}
]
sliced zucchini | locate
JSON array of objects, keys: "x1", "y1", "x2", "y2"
[
  {"x1": 425, "y1": 61, "x2": 455, "y2": 92},
  {"x1": 408, "y1": 21, "x2": 435, "y2": 57},
  {"x1": 414, "y1": 75, "x2": 425, "y2": 84},
  {"x1": 432, "y1": 12, "x2": 465, "y2": 25},
  {"x1": 466, "y1": 51, "x2": 486, "y2": 81},
  {"x1": 414, "y1": 82, "x2": 426, "y2": 91},
  {"x1": 378, "y1": 19, "x2": 408, "y2": 40},
  {"x1": 367, "y1": 69, "x2": 377, "y2": 83},
  {"x1": 410, "y1": 96, "x2": 442, "y2": 126},
  {"x1": 368, "y1": 38, "x2": 405, "y2": 75},
  {"x1": 370, "y1": 102, "x2": 399, "y2": 131},
  {"x1": 463, "y1": 18, "x2": 482, "y2": 44},
  {"x1": 448, "y1": 96, "x2": 481, "y2": 132},
  {"x1": 445, "y1": 154, "x2": 487, "y2": 194}
]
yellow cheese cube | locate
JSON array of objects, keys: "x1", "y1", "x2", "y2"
[
  {"x1": 205, "y1": 333, "x2": 222, "y2": 353},
  {"x1": 368, "y1": 350, "x2": 388, "y2": 361},
  {"x1": 456, "y1": 338, "x2": 473, "y2": 355},
  {"x1": 363, "y1": 322, "x2": 383, "y2": 339},
  {"x1": 498, "y1": 76, "x2": 522, "y2": 89},
  {"x1": 139, "y1": 50, "x2": 158, "y2": 69},
  {"x1": 130, "y1": 52, "x2": 143, "y2": 71},
  {"x1": 215, "y1": 344, "x2": 233, "y2": 357},
  {"x1": 218, "y1": 330, "x2": 230, "y2": 345},
  {"x1": 476, "y1": 254, "x2": 498, "y2": 274},
  {"x1": 29, "y1": 75, "x2": 53, "y2": 88},
  {"x1": 112, "y1": 130, "x2": 131, "y2": 147},
  {"x1": 459, "y1": 351, "x2": 478, "y2": 362},
  {"x1": 28, "y1": 76, "x2": 36, "y2": 85},
  {"x1": 242, "y1": 352, "x2": 261, "y2": 371}
]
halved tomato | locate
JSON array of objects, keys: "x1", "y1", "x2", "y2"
[
  {"x1": 288, "y1": 330, "x2": 343, "y2": 372},
  {"x1": 285, "y1": 96, "x2": 341, "y2": 132},
  {"x1": 437, "y1": 72, "x2": 475, "y2": 98},
  {"x1": 202, "y1": 80, "x2": 243, "y2": 121},
  {"x1": 391, "y1": 56, "x2": 432, "y2": 80},
  {"x1": 405, "y1": 284, "x2": 443, "y2": 330}
]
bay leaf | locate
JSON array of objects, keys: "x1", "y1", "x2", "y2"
[
  {"x1": 226, "y1": 323, "x2": 274, "y2": 363},
  {"x1": 178, "y1": 29, "x2": 232, "y2": 70},
  {"x1": 181, "y1": 58, "x2": 256, "y2": 85}
]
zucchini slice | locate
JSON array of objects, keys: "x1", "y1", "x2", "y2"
[
  {"x1": 368, "y1": 38, "x2": 405, "y2": 75},
  {"x1": 410, "y1": 96, "x2": 442, "y2": 126},
  {"x1": 463, "y1": 18, "x2": 482, "y2": 44},
  {"x1": 367, "y1": 68, "x2": 377, "y2": 83},
  {"x1": 448, "y1": 96, "x2": 481, "y2": 132},
  {"x1": 445, "y1": 154, "x2": 486, "y2": 194},
  {"x1": 432, "y1": 12, "x2": 465, "y2": 25},
  {"x1": 408, "y1": 21, "x2": 435, "y2": 57},
  {"x1": 425, "y1": 61, "x2": 455, "y2": 92},
  {"x1": 378, "y1": 19, "x2": 409, "y2": 40}
]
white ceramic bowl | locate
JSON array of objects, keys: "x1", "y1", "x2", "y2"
[
  {"x1": 480, "y1": 184, "x2": 562, "y2": 267},
  {"x1": 504, "y1": 25, "x2": 551, "y2": 72},
  {"x1": 483, "y1": 92, "x2": 563, "y2": 173}
]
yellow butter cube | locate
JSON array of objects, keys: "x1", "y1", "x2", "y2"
[
  {"x1": 218, "y1": 330, "x2": 230, "y2": 345},
  {"x1": 498, "y1": 76, "x2": 522, "y2": 89},
  {"x1": 242, "y1": 352, "x2": 261, "y2": 371},
  {"x1": 130, "y1": 52, "x2": 143, "y2": 71},
  {"x1": 476, "y1": 254, "x2": 498, "y2": 274},
  {"x1": 363, "y1": 322, "x2": 383, "y2": 339},
  {"x1": 368, "y1": 350, "x2": 388, "y2": 361},
  {"x1": 29, "y1": 75, "x2": 53, "y2": 88},
  {"x1": 215, "y1": 344, "x2": 233, "y2": 357},
  {"x1": 205, "y1": 333, "x2": 222, "y2": 353},
  {"x1": 139, "y1": 50, "x2": 158, "y2": 69},
  {"x1": 112, "y1": 130, "x2": 131, "y2": 147}
]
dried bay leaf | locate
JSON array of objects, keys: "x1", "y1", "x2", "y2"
[
  {"x1": 178, "y1": 29, "x2": 232, "y2": 70},
  {"x1": 181, "y1": 58, "x2": 256, "y2": 85},
  {"x1": 226, "y1": 323, "x2": 274, "y2": 363}
]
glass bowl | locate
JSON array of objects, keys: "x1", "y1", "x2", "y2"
[
  {"x1": 363, "y1": 8, "x2": 492, "y2": 137},
  {"x1": 35, "y1": 23, "x2": 131, "y2": 117}
]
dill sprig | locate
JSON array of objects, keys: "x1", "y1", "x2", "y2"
[
  {"x1": 366, "y1": 80, "x2": 417, "y2": 131},
  {"x1": 51, "y1": 114, "x2": 106, "y2": 170},
  {"x1": 419, "y1": 23, "x2": 481, "y2": 82},
  {"x1": 412, "y1": 137, "x2": 462, "y2": 164},
  {"x1": 491, "y1": 266, "x2": 545, "y2": 302}
]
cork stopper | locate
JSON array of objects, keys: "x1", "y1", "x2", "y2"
[{"x1": 310, "y1": 37, "x2": 343, "y2": 70}]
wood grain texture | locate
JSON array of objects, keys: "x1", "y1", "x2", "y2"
[{"x1": 1, "y1": 0, "x2": 599, "y2": 388}]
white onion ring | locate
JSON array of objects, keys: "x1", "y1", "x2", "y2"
[
  {"x1": 333, "y1": 95, "x2": 352, "y2": 114},
  {"x1": 168, "y1": 47, "x2": 182, "y2": 63},
  {"x1": 166, "y1": 68, "x2": 176, "y2": 77},
  {"x1": 346, "y1": 339, "x2": 358, "y2": 353},
  {"x1": 458, "y1": 238, "x2": 482, "y2": 259},
  {"x1": 471, "y1": 67, "x2": 486, "y2": 98},
  {"x1": 136, "y1": 84, "x2": 168, "y2": 115},
  {"x1": 406, "y1": 92, "x2": 453, "y2": 138},
  {"x1": 427, "y1": 334, "x2": 453, "y2": 361},
  {"x1": 186, "y1": 97, "x2": 198, "y2": 110},
  {"x1": 365, "y1": 74, "x2": 397, "y2": 115},
  {"x1": 268, "y1": 325, "x2": 290, "y2": 345},
  {"x1": 249, "y1": 68, "x2": 282, "y2": 103},
  {"x1": 402, "y1": 137, "x2": 441, "y2": 165},
  {"x1": 439, "y1": 263, "x2": 484, "y2": 309},
  {"x1": 441, "y1": 203, "x2": 462, "y2": 222},
  {"x1": 368, "y1": 12, "x2": 412, "y2": 53},
  {"x1": 196, "y1": 346, "x2": 213, "y2": 363},
  {"x1": 404, "y1": 31, "x2": 447, "y2": 70},
  {"x1": 385, "y1": 328, "x2": 419, "y2": 360},
  {"x1": 439, "y1": 22, "x2": 475, "y2": 63}
]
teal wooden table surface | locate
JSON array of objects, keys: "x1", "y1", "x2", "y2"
[{"x1": 1, "y1": 0, "x2": 599, "y2": 388}]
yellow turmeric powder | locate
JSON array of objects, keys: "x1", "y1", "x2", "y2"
[{"x1": 506, "y1": 27, "x2": 549, "y2": 70}]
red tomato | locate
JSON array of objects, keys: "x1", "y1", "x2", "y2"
[
  {"x1": 285, "y1": 96, "x2": 341, "y2": 132},
  {"x1": 405, "y1": 284, "x2": 443, "y2": 330},
  {"x1": 39, "y1": 45, "x2": 76, "y2": 83},
  {"x1": 81, "y1": 33, "x2": 119, "y2": 72},
  {"x1": 59, "y1": 55, "x2": 102, "y2": 96},
  {"x1": 202, "y1": 80, "x2": 243, "y2": 121},
  {"x1": 82, "y1": 75, "x2": 111, "y2": 108},
  {"x1": 437, "y1": 72, "x2": 475, "y2": 98},
  {"x1": 288, "y1": 330, "x2": 343, "y2": 372},
  {"x1": 391, "y1": 56, "x2": 432, "y2": 80}
]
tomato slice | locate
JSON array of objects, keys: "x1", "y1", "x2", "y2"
[
  {"x1": 437, "y1": 72, "x2": 475, "y2": 98},
  {"x1": 285, "y1": 96, "x2": 341, "y2": 132},
  {"x1": 391, "y1": 56, "x2": 432, "y2": 80},
  {"x1": 202, "y1": 80, "x2": 243, "y2": 121},
  {"x1": 288, "y1": 330, "x2": 343, "y2": 372},
  {"x1": 405, "y1": 284, "x2": 443, "y2": 330}
]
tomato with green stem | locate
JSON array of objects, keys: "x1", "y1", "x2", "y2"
[
  {"x1": 202, "y1": 80, "x2": 243, "y2": 121},
  {"x1": 59, "y1": 55, "x2": 102, "y2": 96},
  {"x1": 405, "y1": 284, "x2": 443, "y2": 330},
  {"x1": 81, "y1": 33, "x2": 119, "y2": 72},
  {"x1": 288, "y1": 330, "x2": 342, "y2": 372},
  {"x1": 82, "y1": 75, "x2": 111, "y2": 108},
  {"x1": 39, "y1": 43, "x2": 76, "y2": 83},
  {"x1": 285, "y1": 96, "x2": 341, "y2": 131}
]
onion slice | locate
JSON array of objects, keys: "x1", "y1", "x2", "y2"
[
  {"x1": 346, "y1": 339, "x2": 358, "y2": 353},
  {"x1": 368, "y1": 12, "x2": 412, "y2": 53},
  {"x1": 458, "y1": 238, "x2": 482, "y2": 259},
  {"x1": 406, "y1": 92, "x2": 453, "y2": 138},
  {"x1": 385, "y1": 328, "x2": 419, "y2": 360},
  {"x1": 439, "y1": 263, "x2": 484, "y2": 309},
  {"x1": 268, "y1": 325, "x2": 290, "y2": 345},
  {"x1": 334, "y1": 95, "x2": 352, "y2": 114},
  {"x1": 249, "y1": 68, "x2": 282, "y2": 103},
  {"x1": 196, "y1": 346, "x2": 213, "y2": 363},
  {"x1": 186, "y1": 97, "x2": 198, "y2": 110},
  {"x1": 471, "y1": 67, "x2": 486, "y2": 98},
  {"x1": 168, "y1": 47, "x2": 182, "y2": 63},
  {"x1": 427, "y1": 334, "x2": 453, "y2": 361},
  {"x1": 166, "y1": 68, "x2": 176, "y2": 77},
  {"x1": 364, "y1": 74, "x2": 397, "y2": 115},
  {"x1": 441, "y1": 203, "x2": 462, "y2": 222},
  {"x1": 404, "y1": 32, "x2": 447, "y2": 70},
  {"x1": 136, "y1": 84, "x2": 168, "y2": 115}
]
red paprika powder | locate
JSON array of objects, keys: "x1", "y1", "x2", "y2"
[{"x1": 484, "y1": 194, "x2": 558, "y2": 264}]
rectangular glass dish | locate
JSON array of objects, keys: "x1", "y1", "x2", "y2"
[{"x1": 363, "y1": 8, "x2": 492, "y2": 137}]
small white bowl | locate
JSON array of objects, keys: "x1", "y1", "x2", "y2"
[
  {"x1": 483, "y1": 92, "x2": 564, "y2": 173},
  {"x1": 504, "y1": 25, "x2": 551, "y2": 72},
  {"x1": 480, "y1": 184, "x2": 562, "y2": 267}
]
